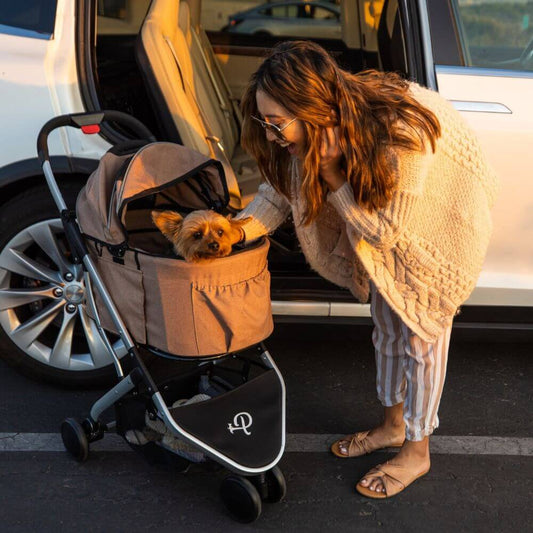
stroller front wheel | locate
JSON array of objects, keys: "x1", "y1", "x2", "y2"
[
  {"x1": 220, "y1": 474, "x2": 262, "y2": 523},
  {"x1": 61, "y1": 418, "x2": 89, "y2": 462}
]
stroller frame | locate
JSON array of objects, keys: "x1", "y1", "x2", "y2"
[{"x1": 37, "y1": 112, "x2": 287, "y2": 520}]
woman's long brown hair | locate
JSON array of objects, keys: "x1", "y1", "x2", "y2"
[{"x1": 240, "y1": 40, "x2": 441, "y2": 224}]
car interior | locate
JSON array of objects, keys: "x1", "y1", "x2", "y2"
[
  {"x1": 91, "y1": 0, "x2": 407, "y2": 301},
  {"x1": 94, "y1": 0, "x2": 406, "y2": 198}
]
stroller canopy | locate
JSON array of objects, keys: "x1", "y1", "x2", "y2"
[{"x1": 77, "y1": 142, "x2": 229, "y2": 246}]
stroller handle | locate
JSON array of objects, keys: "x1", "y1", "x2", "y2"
[{"x1": 37, "y1": 110, "x2": 157, "y2": 164}]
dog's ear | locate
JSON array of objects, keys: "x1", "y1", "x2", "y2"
[
  {"x1": 226, "y1": 215, "x2": 250, "y2": 244},
  {"x1": 226, "y1": 215, "x2": 250, "y2": 227},
  {"x1": 151, "y1": 210, "x2": 183, "y2": 241}
]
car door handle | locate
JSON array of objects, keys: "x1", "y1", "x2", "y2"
[{"x1": 450, "y1": 100, "x2": 512, "y2": 114}]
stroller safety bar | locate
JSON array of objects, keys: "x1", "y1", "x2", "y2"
[
  {"x1": 37, "y1": 110, "x2": 156, "y2": 163},
  {"x1": 37, "y1": 111, "x2": 156, "y2": 212},
  {"x1": 38, "y1": 111, "x2": 156, "y2": 213}
]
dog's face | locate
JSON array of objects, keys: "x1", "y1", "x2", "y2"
[{"x1": 151, "y1": 210, "x2": 247, "y2": 262}]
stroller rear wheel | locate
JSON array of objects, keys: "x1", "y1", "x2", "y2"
[
  {"x1": 264, "y1": 466, "x2": 287, "y2": 503},
  {"x1": 220, "y1": 474, "x2": 262, "y2": 523},
  {"x1": 251, "y1": 466, "x2": 287, "y2": 503},
  {"x1": 61, "y1": 418, "x2": 89, "y2": 462}
]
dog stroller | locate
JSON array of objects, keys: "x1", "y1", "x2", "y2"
[{"x1": 37, "y1": 111, "x2": 286, "y2": 523}]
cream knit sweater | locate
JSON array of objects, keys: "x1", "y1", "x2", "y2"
[{"x1": 237, "y1": 83, "x2": 500, "y2": 342}]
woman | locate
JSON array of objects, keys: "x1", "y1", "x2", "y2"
[{"x1": 232, "y1": 40, "x2": 499, "y2": 498}]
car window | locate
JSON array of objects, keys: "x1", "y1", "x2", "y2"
[
  {"x1": 204, "y1": 0, "x2": 393, "y2": 79},
  {"x1": 97, "y1": 0, "x2": 127, "y2": 19},
  {"x1": 271, "y1": 5, "x2": 299, "y2": 18},
  {"x1": 204, "y1": 0, "x2": 342, "y2": 38},
  {"x1": 452, "y1": 0, "x2": 533, "y2": 72},
  {"x1": 0, "y1": 0, "x2": 57, "y2": 37},
  {"x1": 96, "y1": 0, "x2": 151, "y2": 35},
  {"x1": 313, "y1": 6, "x2": 339, "y2": 20}
]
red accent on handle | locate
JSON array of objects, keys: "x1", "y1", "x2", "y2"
[{"x1": 81, "y1": 124, "x2": 100, "y2": 134}]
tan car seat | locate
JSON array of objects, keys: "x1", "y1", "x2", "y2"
[
  {"x1": 178, "y1": 1, "x2": 239, "y2": 155},
  {"x1": 180, "y1": 1, "x2": 260, "y2": 204},
  {"x1": 136, "y1": 0, "x2": 262, "y2": 208}
]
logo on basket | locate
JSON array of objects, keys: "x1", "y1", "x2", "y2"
[{"x1": 227, "y1": 412, "x2": 253, "y2": 436}]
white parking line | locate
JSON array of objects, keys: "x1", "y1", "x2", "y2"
[
  {"x1": 287, "y1": 434, "x2": 533, "y2": 455},
  {"x1": 0, "y1": 433, "x2": 532, "y2": 455}
]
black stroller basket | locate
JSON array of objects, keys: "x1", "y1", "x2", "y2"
[{"x1": 37, "y1": 112, "x2": 286, "y2": 523}]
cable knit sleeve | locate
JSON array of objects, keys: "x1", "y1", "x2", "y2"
[
  {"x1": 327, "y1": 145, "x2": 433, "y2": 250},
  {"x1": 235, "y1": 181, "x2": 291, "y2": 242}
]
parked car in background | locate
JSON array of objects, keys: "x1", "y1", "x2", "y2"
[
  {"x1": 222, "y1": 1, "x2": 341, "y2": 39},
  {"x1": 0, "y1": 0, "x2": 531, "y2": 387}
]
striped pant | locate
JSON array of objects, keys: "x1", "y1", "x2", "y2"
[{"x1": 370, "y1": 283, "x2": 452, "y2": 441}]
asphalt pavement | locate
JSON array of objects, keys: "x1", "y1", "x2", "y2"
[{"x1": 0, "y1": 323, "x2": 531, "y2": 532}]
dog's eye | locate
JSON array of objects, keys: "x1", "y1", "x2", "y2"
[
  {"x1": 193, "y1": 231, "x2": 203, "y2": 240},
  {"x1": 217, "y1": 229, "x2": 224, "y2": 237}
]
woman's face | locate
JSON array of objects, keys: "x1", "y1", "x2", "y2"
[{"x1": 255, "y1": 90, "x2": 306, "y2": 158}]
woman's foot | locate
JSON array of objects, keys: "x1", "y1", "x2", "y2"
[
  {"x1": 332, "y1": 403, "x2": 406, "y2": 457},
  {"x1": 356, "y1": 437, "x2": 431, "y2": 497},
  {"x1": 331, "y1": 423, "x2": 405, "y2": 457}
]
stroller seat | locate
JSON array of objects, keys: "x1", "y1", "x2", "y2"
[{"x1": 76, "y1": 141, "x2": 274, "y2": 357}]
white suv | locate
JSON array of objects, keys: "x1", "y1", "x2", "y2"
[{"x1": 0, "y1": 0, "x2": 531, "y2": 386}]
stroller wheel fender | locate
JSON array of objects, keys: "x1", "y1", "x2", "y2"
[
  {"x1": 220, "y1": 474, "x2": 262, "y2": 523},
  {"x1": 61, "y1": 418, "x2": 89, "y2": 462}
]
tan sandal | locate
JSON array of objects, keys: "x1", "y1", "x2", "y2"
[
  {"x1": 330, "y1": 431, "x2": 404, "y2": 458},
  {"x1": 355, "y1": 461, "x2": 430, "y2": 499}
]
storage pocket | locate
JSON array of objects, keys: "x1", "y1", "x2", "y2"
[
  {"x1": 88, "y1": 252, "x2": 147, "y2": 344},
  {"x1": 191, "y1": 266, "x2": 273, "y2": 355}
]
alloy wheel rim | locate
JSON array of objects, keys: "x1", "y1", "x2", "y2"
[{"x1": 0, "y1": 219, "x2": 126, "y2": 371}]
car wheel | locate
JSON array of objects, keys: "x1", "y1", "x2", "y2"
[{"x1": 0, "y1": 185, "x2": 127, "y2": 387}]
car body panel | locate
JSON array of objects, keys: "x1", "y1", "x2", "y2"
[
  {"x1": 0, "y1": 0, "x2": 110, "y2": 171},
  {"x1": 436, "y1": 66, "x2": 533, "y2": 306},
  {"x1": 424, "y1": 0, "x2": 533, "y2": 309},
  {"x1": 0, "y1": 31, "x2": 58, "y2": 168}
]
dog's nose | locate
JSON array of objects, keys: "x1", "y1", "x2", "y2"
[{"x1": 208, "y1": 241, "x2": 219, "y2": 251}]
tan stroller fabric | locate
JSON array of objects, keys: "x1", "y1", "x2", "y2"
[
  {"x1": 77, "y1": 142, "x2": 273, "y2": 356},
  {"x1": 77, "y1": 142, "x2": 228, "y2": 245}
]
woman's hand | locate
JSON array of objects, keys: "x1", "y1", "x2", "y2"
[{"x1": 319, "y1": 126, "x2": 346, "y2": 192}]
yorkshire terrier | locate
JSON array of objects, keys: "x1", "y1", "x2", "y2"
[{"x1": 151, "y1": 209, "x2": 248, "y2": 263}]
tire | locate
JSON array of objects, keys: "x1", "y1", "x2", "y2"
[
  {"x1": 0, "y1": 185, "x2": 126, "y2": 388},
  {"x1": 264, "y1": 466, "x2": 287, "y2": 503},
  {"x1": 61, "y1": 418, "x2": 89, "y2": 462},
  {"x1": 253, "y1": 31, "x2": 272, "y2": 39},
  {"x1": 220, "y1": 475, "x2": 262, "y2": 523}
]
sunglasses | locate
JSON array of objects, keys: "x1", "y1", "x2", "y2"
[{"x1": 251, "y1": 115, "x2": 297, "y2": 142}]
